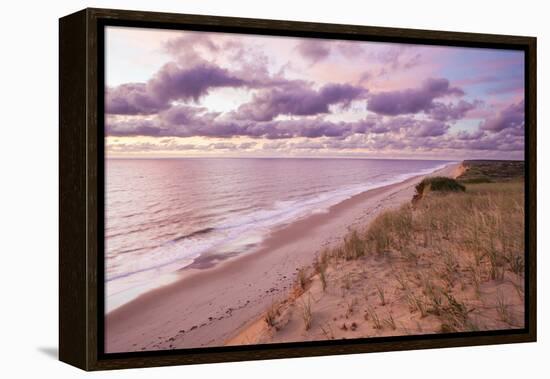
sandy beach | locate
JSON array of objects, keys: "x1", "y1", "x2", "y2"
[{"x1": 105, "y1": 163, "x2": 461, "y2": 353}]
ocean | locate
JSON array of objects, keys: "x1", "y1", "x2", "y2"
[{"x1": 105, "y1": 158, "x2": 452, "y2": 312}]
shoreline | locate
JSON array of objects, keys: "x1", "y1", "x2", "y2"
[{"x1": 105, "y1": 162, "x2": 461, "y2": 353}]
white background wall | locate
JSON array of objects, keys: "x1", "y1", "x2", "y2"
[{"x1": 0, "y1": 0, "x2": 547, "y2": 377}]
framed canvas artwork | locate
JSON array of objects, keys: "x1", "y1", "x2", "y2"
[{"x1": 59, "y1": 8, "x2": 536, "y2": 370}]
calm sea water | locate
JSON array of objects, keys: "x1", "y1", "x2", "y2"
[{"x1": 105, "y1": 158, "x2": 452, "y2": 312}]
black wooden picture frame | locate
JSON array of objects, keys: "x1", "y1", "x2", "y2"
[{"x1": 59, "y1": 7, "x2": 537, "y2": 371}]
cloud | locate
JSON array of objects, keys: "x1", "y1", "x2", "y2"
[
  {"x1": 458, "y1": 130, "x2": 524, "y2": 152},
  {"x1": 296, "y1": 40, "x2": 331, "y2": 63},
  {"x1": 352, "y1": 115, "x2": 450, "y2": 138},
  {"x1": 262, "y1": 141, "x2": 288, "y2": 150},
  {"x1": 289, "y1": 140, "x2": 326, "y2": 150},
  {"x1": 148, "y1": 63, "x2": 246, "y2": 102},
  {"x1": 107, "y1": 104, "x2": 453, "y2": 142},
  {"x1": 371, "y1": 47, "x2": 403, "y2": 69},
  {"x1": 427, "y1": 100, "x2": 480, "y2": 121},
  {"x1": 366, "y1": 45, "x2": 423, "y2": 72},
  {"x1": 107, "y1": 112, "x2": 523, "y2": 158},
  {"x1": 105, "y1": 83, "x2": 168, "y2": 115},
  {"x1": 239, "y1": 141, "x2": 258, "y2": 149},
  {"x1": 208, "y1": 142, "x2": 238, "y2": 150},
  {"x1": 165, "y1": 33, "x2": 219, "y2": 55},
  {"x1": 241, "y1": 117, "x2": 354, "y2": 139},
  {"x1": 480, "y1": 99, "x2": 525, "y2": 132},
  {"x1": 164, "y1": 33, "x2": 276, "y2": 85},
  {"x1": 105, "y1": 117, "x2": 161, "y2": 136},
  {"x1": 164, "y1": 33, "x2": 221, "y2": 67},
  {"x1": 336, "y1": 41, "x2": 365, "y2": 58},
  {"x1": 367, "y1": 78, "x2": 464, "y2": 116},
  {"x1": 456, "y1": 129, "x2": 485, "y2": 140},
  {"x1": 106, "y1": 63, "x2": 248, "y2": 115},
  {"x1": 235, "y1": 82, "x2": 367, "y2": 121},
  {"x1": 409, "y1": 120, "x2": 450, "y2": 137},
  {"x1": 160, "y1": 105, "x2": 216, "y2": 125},
  {"x1": 107, "y1": 141, "x2": 210, "y2": 153}
]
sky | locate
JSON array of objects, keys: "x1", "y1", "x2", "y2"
[{"x1": 105, "y1": 26, "x2": 525, "y2": 160}]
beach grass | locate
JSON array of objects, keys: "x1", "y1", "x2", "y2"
[
  {"x1": 264, "y1": 301, "x2": 279, "y2": 328},
  {"x1": 300, "y1": 296, "x2": 313, "y2": 331},
  {"x1": 319, "y1": 266, "x2": 327, "y2": 292},
  {"x1": 297, "y1": 268, "x2": 308, "y2": 290}
]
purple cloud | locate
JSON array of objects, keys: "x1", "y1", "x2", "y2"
[
  {"x1": 149, "y1": 63, "x2": 246, "y2": 102},
  {"x1": 296, "y1": 40, "x2": 331, "y2": 63},
  {"x1": 106, "y1": 63, "x2": 248, "y2": 115},
  {"x1": 456, "y1": 129, "x2": 485, "y2": 140},
  {"x1": 351, "y1": 115, "x2": 451, "y2": 138},
  {"x1": 164, "y1": 33, "x2": 219, "y2": 57},
  {"x1": 106, "y1": 104, "x2": 454, "y2": 142},
  {"x1": 105, "y1": 118, "x2": 161, "y2": 136},
  {"x1": 107, "y1": 109, "x2": 523, "y2": 158},
  {"x1": 162, "y1": 33, "x2": 221, "y2": 68},
  {"x1": 428, "y1": 100, "x2": 480, "y2": 121},
  {"x1": 373, "y1": 47, "x2": 403, "y2": 69},
  {"x1": 209, "y1": 142, "x2": 238, "y2": 150},
  {"x1": 239, "y1": 142, "x2": 258, "y2": 149},
  {"x1": 366, "y1": 46, "x2": 422, "y2": 72},
  {"x1": 410, "y1": 120, "x2": 450, "y2": 137},
  {"x1": 160, "y1": 105, "x2": 218, "y2": 126},
  {"x1": 235, "y1": 82, "x2": 366, "y2": 121},
  {"x1": 262, "y1": 141, "x2": 288, "y2": 150},
  {"x1": 480, "y1": 99, "x2": 525, "y2": 132},
  {"x1": 367, "y1": 78, "x2": 464, "y2": 116},
  {"x1": 105, "y1": 83, "x2": 168, "y2": 115},
  {"x1": 336, "y1": 41, "x2": 364, "y2": 58},
  {"x1": 459, "y1": 131, "x2": 523, "y2": 152},
  {"x1": 241, "y1": 118, "x2": 350, "y2": 140},
  {"x1": 375, "y1": 116, "x2": 450, "y2": 137}
]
